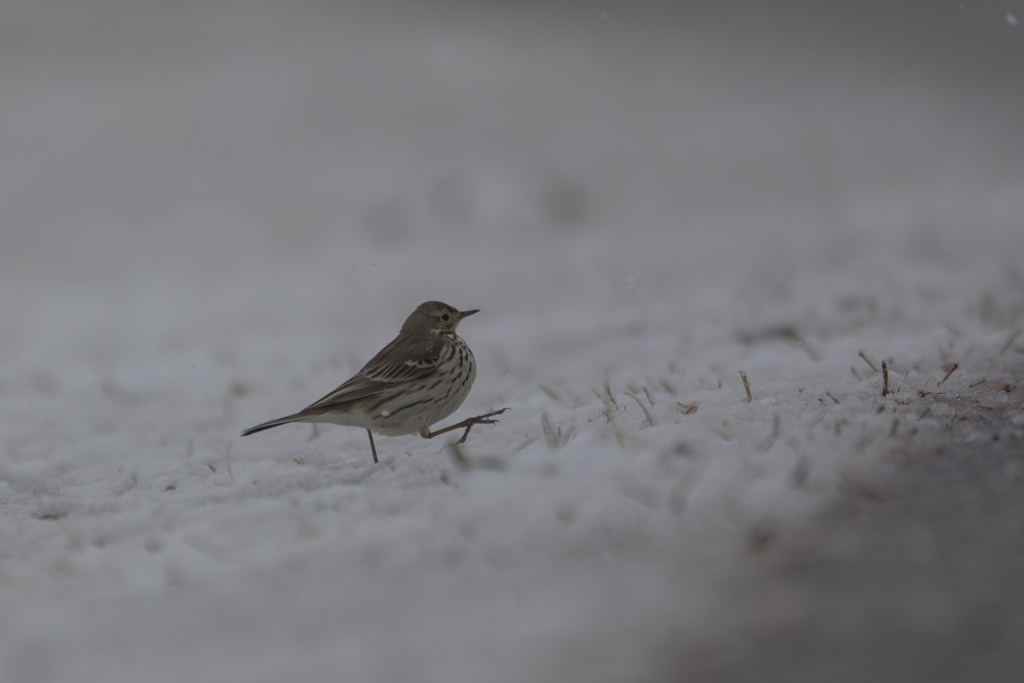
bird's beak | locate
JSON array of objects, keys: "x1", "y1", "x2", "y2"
[{"x1": 459, "y1": 309, "x2": 480, "y2": 318}]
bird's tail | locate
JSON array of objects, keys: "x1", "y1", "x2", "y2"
[{"x1": 240, "y1": 413, "x2": 307, "y2": 437}]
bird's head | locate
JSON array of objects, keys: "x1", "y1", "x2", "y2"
[{"x1": 402, "y1": 301, "x2": 479, "y2": 334}]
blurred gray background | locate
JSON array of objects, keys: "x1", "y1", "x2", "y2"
[{"x1": 2, "y1": 0, "x2": 1022, "y2": 295}]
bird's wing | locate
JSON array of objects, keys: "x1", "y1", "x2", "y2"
[{"x1": 302, "y1": 335, "x2": 445, "y2": 412}]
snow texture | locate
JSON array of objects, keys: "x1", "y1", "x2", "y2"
[{"x1": 0, "y1": 2, "x2": 1022, "y2": 681}]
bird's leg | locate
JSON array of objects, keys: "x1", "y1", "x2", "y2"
[
  {"x1": 366, "y1": 429, "x2": 379, "y2": 464},
  {"x1": 422, "y1": 409, "x2": 509, "y2": 443}
]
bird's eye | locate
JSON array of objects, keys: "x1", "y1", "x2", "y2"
[{"x1": 441, "y1": 313, "x2": 450, "y2": 321}]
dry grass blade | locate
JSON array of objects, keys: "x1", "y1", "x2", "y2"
[
  {"x1": 677, "y1": 402, "x2": 698, "y2": 415},
  {"x1": 603, "y1": 372, "x2": 618, "y2": 408},
  {"x1": 938, "y1": 363, "x2": 958, "y2": 386},
  {"x1": 858, "y1": 350, "x2": 879, "y2": 373},
  {"x1": 739, "y1": 371, "x2": 752, "y2": 402},
  {"x1": 882, "y1": 361, "x2": 889, "y2": 396}
]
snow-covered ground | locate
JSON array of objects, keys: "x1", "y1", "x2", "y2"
[{"x1": 1, "y1": 2, "x2": 1022, "y2": 681}]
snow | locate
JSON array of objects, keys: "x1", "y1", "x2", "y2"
[{"x1": 1, "y1": 2, "x2": 1023, "y2": 682}]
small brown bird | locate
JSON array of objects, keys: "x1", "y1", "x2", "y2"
[{"x1": 241, "y1": 301, "x2": 506, "y2": 463}]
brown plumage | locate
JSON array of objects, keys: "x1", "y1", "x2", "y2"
[{"x1": 241, "y1": 301, "x2": 506, "y2": 462}]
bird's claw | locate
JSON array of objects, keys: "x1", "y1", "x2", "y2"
[{"x1": 470, "y1": 408, "x2": 509, "y2": 426}]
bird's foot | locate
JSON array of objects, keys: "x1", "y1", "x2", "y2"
[
  {"x1": 456, "y1": 408, "x2": 509, "y2": 443},
  {"x1": 423, "y1": 408, "x2": 510, "y2": 443}
]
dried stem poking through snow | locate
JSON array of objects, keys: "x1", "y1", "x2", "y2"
[
  {"x1": 603, "y1": 374, "x2": 618, "y2": 408},
  {"x1": 938, "y1": 363, "x2": 958, "y2": 387},
  {"x1": 858, "y1": 350, "x2": 879, "y2": 373},
  {"x1": 739, "y1": 371, "x2": 752, "y2": 402}
]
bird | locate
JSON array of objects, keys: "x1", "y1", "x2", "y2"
[{"x1": 241, "y1": 301, "x2": 506, "y2": 463}]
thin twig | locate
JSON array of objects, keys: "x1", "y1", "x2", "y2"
[
  {"x1": 858, "y1": 351, "x2": 879, "y2": 373},
  {"x1": 825, "y1": 391, "x2": 840, "y2": 404},
  {"x1": 882, "y1": 361, "x2": 889, "y2": 396},
  {"x1": 739, "y1": 371, "x2": 752, "y2": 402},
  {"x1": 937, "y1": 363, "x2": 958, "y2": 386},
  {"x1": 604, "y1": 372, "x2": 618, "y2": 408}
]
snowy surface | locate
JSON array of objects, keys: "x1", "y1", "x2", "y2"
[{"x1": 1, "y1": 2, "x2": 1023, "y2": 681}]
